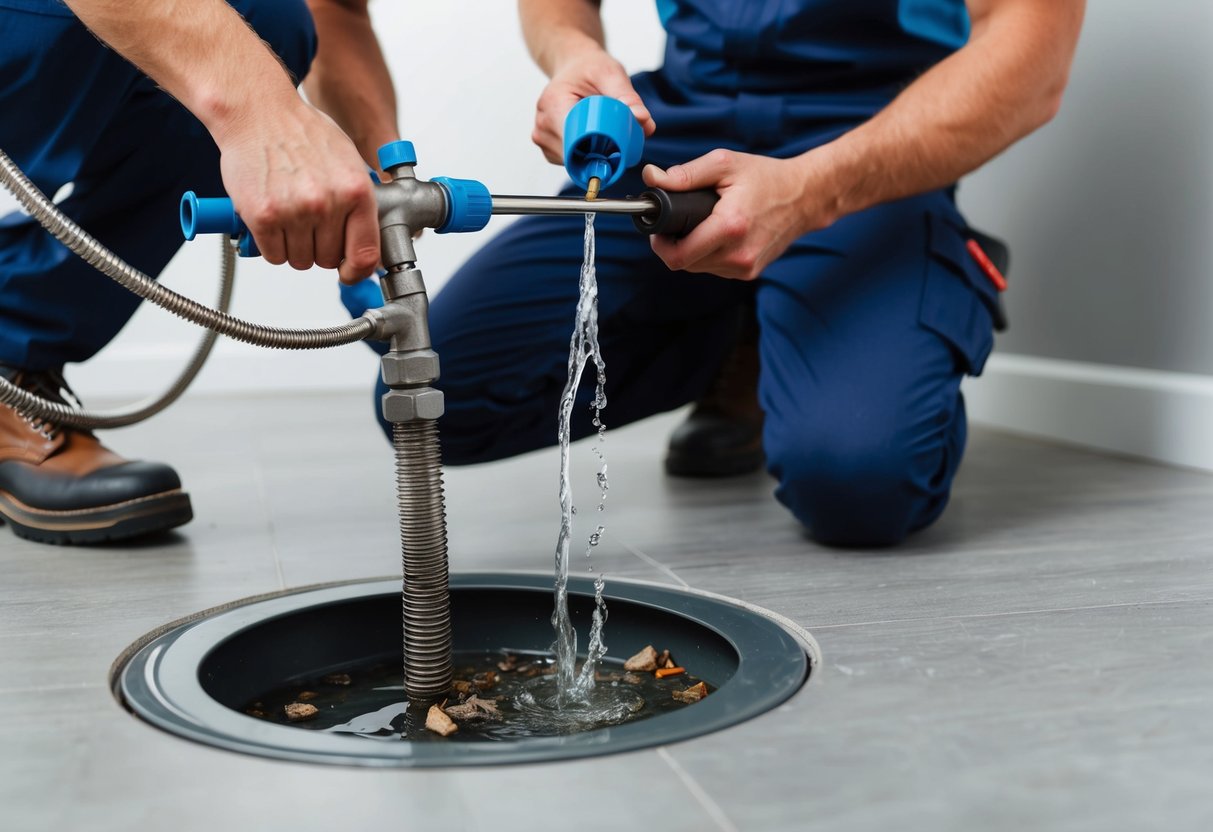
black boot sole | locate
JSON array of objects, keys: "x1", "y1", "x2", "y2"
[{"x1": 0, "y1": 489, "x2": 193, "y2": 545}]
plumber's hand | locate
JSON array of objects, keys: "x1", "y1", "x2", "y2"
[
  {"x1": 644, "y1": 150, "x2": 833, "y2": 281},
  {"x1": 215, "y1": 98, "x2": 381, "y2": 284},
  {"x1": 532, "y1": 49, "x2": 656, "y2": 165}
]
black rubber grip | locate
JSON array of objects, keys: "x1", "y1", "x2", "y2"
[{"x1": 632, "y1": 188, "x2": 719, "y2": 237}]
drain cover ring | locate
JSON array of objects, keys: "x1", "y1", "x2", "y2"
[{"x1": 115, "y1": 572, "x2": 816, "y2": 767}]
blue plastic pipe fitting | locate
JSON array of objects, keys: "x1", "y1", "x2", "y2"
[
  {"x1": 562, "y1": 95, "x2": 645, "y2": 191},
  {"x1": 431, "y1": 177, "x2": 491, "y2": 234},
  {"x1": 180, "y1": 191, "x2": 259, "y2": 257}
]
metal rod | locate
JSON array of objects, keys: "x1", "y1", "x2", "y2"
[{"x1": 490, "y1": 194, "x2": 655, "y2": 217}]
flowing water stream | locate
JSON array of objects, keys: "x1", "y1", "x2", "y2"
[{"x1": 551, "y1": 212, "x2": 610, "y2": 706}]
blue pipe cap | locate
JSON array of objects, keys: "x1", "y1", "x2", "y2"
[
  {"x1": 432, "y1": 176, "x2": 492, "y2": 234},
  {"x1": 377, "y1": 140, "x2": 417, "y2": 172},
  {"x1": 563, "y1": 95, "x2": 645, "y2": 191}
]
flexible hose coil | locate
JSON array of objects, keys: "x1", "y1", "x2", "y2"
[
  {"x1": 0, "y1": 145, "x2": 375, "y2": 350},
  {"x1": 0, "y1": 238, "x2": 234, "y2": 430}
]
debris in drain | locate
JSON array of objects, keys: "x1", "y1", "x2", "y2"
[
  {"x1": 425, "y1": 704, "x2": 459, "y2": 736},
  {"x1": 656, "y1": 649, "x2": 674, "y2": 668},
  {"x1": 321, "y1": 673, "x2": 352, "y2": 686},
  {"x1": 472, "y1": 670, "x2": 498, "y2": 692},
  {"x1": 497, "y1": 654, "x2": 518, "y2": 672},
  {"x1": 624, "y1": 645, "x2": 659, "y2": 672},
  {"x1": 672, "y1": 682, "x2": 708, "y2": 704},
  {"x1": 623, "y1": 672, "x2": 646, "y2": 685},
  {"x1": 444, "y1": 695, "x2": 502, "y2": 723},
  {"x1": 284, "y1": 702, "x2": 319, "y2": 722},
  {"x1": 451, "y1": 680, "x2": 473, "y2": 696},
  {"x1": 296, "y1": 690, "x2": 319, "y2": 701},
  {"x1": 595, "y1": 670, "x2": 623, "y2": 683},
  {"x1": 245, "y1": 707, "x2": 268, "y2": 718},
  {"x1": 655, "y1": 667, "x2": 686, "y2": 679}
]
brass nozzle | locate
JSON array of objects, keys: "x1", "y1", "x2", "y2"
[{"x1": 585, "y1": 176, "x2": 601, "y2": 201}]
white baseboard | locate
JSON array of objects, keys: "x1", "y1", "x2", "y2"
[{"x1": 964, "y1": 354, "x2": 1213, "y2": 472}]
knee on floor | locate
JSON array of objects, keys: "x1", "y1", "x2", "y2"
[{"x1": 767, "y1": 428, "x2": 944, "y2": 548}]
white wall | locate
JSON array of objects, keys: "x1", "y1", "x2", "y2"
[{"x1": 960, "y1": 0, "x2": 1213, "y2": 470}]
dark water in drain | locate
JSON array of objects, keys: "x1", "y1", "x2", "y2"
[{"x1": 242, "y1": 651, "x2": 710, "y2": 742}]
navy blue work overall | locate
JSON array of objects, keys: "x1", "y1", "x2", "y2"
[
  {"x1": 356, "y1": 0, "x2": 1000, "y2": 546},
  {"x1": 0, "y1": 0, "x2": 316, "y2": 367}
]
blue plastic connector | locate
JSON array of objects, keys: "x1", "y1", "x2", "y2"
[
  {"x1": 377, "y1": 140, "x2": 417, "y2": 171},
  {"x1": 180, "y1": 191, "x2": 259, "y2": 257},
  {"x1": 431, "y1": 176, "x2": 492, "y2": 234},
  {"x1": 562, "y1": 95, "x2": 645, "y2": 191}
]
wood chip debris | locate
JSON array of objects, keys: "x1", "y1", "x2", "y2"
[
  {"x1": 624, "y1": 645, "x2": 659, "y2": 672},
  {"x1": 296, "y1": 690, "x2": 319, "y2": 701},
  {"x1": 284, "y1": 702, "x2": 319, "y2": 722},
  {"x1": 451, "y1": 679, "x2": 474, "y2": 696},
  {"x1": 497, "y1": 654, "x2": 518, "y2": 672},
  {"x1": 444, "y1": 695, "x2": 502, "y2": 723},
  {"x1": 595, "y1": 670, "x2": 623, "y2": 683},
  {"x1": 623, "y1": 672, "x2": 646, "y2": 685},
  {"x1": 320, "y1": 672, "x2": 351, "y2": 686},
  {"x1": 472, "y1": 670, "x2": 498, "y2": 692},
  {"x1": 425, "y1": 704, "x2": 459, "y2": 736},
  {"x1": 655, "y1": 667, "x2": 686, "y2": 679},
  {"x1": 656, "y1": 649, "x2": 675, "y2": 669},
  {"x1": 672, "y1": 682, "x2": 708, "y2": 704}
]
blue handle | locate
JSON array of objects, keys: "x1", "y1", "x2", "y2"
[
  {"x1": 563, "y1": 95, "x2": 645, "y2": 191},
  {"x1": 180, "y1": 191, "x2": 259, "y2": 257}
]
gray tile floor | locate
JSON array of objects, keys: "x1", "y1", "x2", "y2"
[{"x1": 2, "y1": 391, "x2": 1211, "y2": 831}]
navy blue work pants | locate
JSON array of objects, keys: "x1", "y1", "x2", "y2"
[
  {"x1": 0, "y1": 0, "x2": 316, "y2": 370},
  {"x1": 361, "y1": 165, "x2": 998, "y2": 547}
]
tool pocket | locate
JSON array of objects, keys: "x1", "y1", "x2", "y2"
[{"x1": 918, "y1": 212, "x2": 996, "y2": 375}]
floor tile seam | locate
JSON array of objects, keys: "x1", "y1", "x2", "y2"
[
  {"x1": 0, "y1": 682, "x2": 106, "y2": 696},
  {"x1": 656, "y1": 746, "x2": 741, "y2": 832},
  {"x1": 803, "y1": 596, "x2": 1213, "y2": 631},
  {"x1": 619, "y1": 540, "x2": 690, "y2": 588},
  {"x1": 249, "y1": 459, "x2": 288, "y2": 591}
]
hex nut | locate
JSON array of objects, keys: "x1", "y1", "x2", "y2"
[
  {"x1": 413, "y1": 387, "x2": 445, "y2": 420},
  {"x1": 381, "y1": 387, "x2": 445, "y2": 423},
  {"x1": 381, "y1": 350, "x2": 441, "y2": 386}
]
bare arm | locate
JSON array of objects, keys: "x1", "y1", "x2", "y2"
[
  {"x1": 62, "y1": 0, "x2": 380, "y2": 282},
  {"x1": 518, "y1": 0, "x2": 654, "y2": 165},
  {"x1": 304, "y1": 0, "x2": 399, "y2": 171},
  {"x1": 647, "y1": 0, "x2": 1086, "y2": 279}
]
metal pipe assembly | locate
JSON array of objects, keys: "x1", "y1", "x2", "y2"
[{"x1": 0, "y1": 106, "x2": 720, "y2": 705}]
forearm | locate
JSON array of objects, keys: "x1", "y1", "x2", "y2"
[
  {"x1": 518, "y1": 0, "x2": 605, "y2": 76},
  {"x1": 803, "y1": 0, "x2": 1085, "y2": 224},
  {"x1": 63, "y1": 0, "x2": 304, "y2": 143},
  {"x1": 304, "y1": 0, "x2": 398, "y2": 170}
]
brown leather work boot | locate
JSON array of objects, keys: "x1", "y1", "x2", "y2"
[
  {"x1": 0, "y1": 367, "x2": 192, "y2": 544},
  {"x1": 664, "y1": 310, "x2": 765, "y2": 477}
]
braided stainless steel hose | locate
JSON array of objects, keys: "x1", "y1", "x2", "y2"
[
  {"x1": 0, "y1": 145, "x2": 375, "y2": 350},
  {"x1": 0, "y1": 238, "x2": 235, "y2": 430},
  {"x1": 393, "y1": 420, "x2": 453, "y2": 702}
]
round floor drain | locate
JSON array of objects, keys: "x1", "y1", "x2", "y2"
[{"x1": 113, "y1": 572, "x2": 816, "y2": 767}]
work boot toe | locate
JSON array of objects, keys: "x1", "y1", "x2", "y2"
[{"x1": 0, "y1": 368, "x2": 192, "y2": 545}]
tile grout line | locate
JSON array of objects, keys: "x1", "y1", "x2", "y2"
[
  {"x1": 657, "y1": 747, "x2": 740, "y2": 832},
  {"x1": 808, "y1": 595, "x2": 1213, "y2": 631},
  {"x1": 621, "y1": 541, "x2": 690, "y2": 588},
  {"x1": 250, "y1": 462, "x2": 288, "y2": 591}
]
